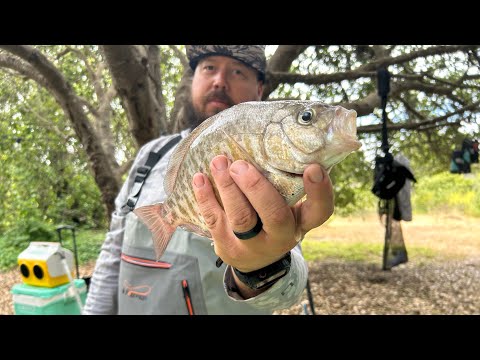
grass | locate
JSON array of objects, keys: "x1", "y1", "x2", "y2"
[
  {"x1": 58, "y1": 229, "x2": 106, "y2": 264},
  {"x1": 78, "y1": 213, "x2": 463, "y2": 265},
  {"x1": 0, "y1": 228, "x2": 106, "y2": 272},
  {"x1": 302, "y1": 240, "x2": 437, "y2": 263},
  {"x1": 301, "y1": 211, "x2": 480, "y2": 264}
]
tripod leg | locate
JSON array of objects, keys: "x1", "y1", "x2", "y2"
[
  {"x1": 306, "y1": 278, "x2": 316, "y2": 315},
  {"x1": 382, "y1": 199, "x2": 393, "y2": 271}
]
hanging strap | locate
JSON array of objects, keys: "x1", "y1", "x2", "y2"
[
  {"x1": 377, "y1": 67, "x2": 391, "y2": 154},
  {"x1": 121, "y1": 135, "x2": 182, "y2": 213}
]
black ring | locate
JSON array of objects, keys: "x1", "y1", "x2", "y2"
[{"x1": 233, "y1": 213, "x2": 263, "y2": 240}]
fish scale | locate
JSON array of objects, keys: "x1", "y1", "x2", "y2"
[{"x1": 134, "y1": 100, "x2": 362, "y2": 260}]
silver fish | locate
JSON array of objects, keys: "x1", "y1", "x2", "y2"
[{"x1": 134, "y1": 100, "x2": 361, "y2": 259}]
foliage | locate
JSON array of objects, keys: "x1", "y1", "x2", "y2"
[
  {"x1": 160, "y1": 45, "x2": 187, "y2": 119},
  {"x1": 1, "y1": 45, "x2": 480, "y2": 249},
  {"x1": 333, "y1": 165, "x2": 480, "y2": 218},
  {"x1": 412, "y1": 169, "x2": 480, "y2": 217},
  {"x1": 56, "y1": 228, "x2": 106, "y2": 264},
  {"x1": 0, "y1": 226, "x2": 105, "y2": 271},
  {"x1": 329, "y1": 150, "x2": 377, "y2": 216},
  {"x1": 0, "y1": 219, "x2": 56, "y2": 270},
  {"x1": 0, "y1": 75, "x2": 106, "y2": 234}
]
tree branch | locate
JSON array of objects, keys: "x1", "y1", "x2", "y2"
[
  {"x1": 337, "y1": 91, "x2": 380, "y2": 116},
  {"x1": 394, "y1": 80, "x2": 455, "y2": 96},
  {"x1": 169, "y1": 45, "x2": 188, "y2": 68},
  {"x1": 359, "y1": 99, "x2": 480, "y2": 133},
  {"x1": 266, "y1": 45, "x2": 480, "y2": 88},
  {"x1": 18, "y1": 102, "x2": 72, "y2": 141},
  {"x1": 262, "y1": 45, "x2": 309, "y2": 99},
  {"x1": 170, "y1": 68, "x2": 194, "y2": 133},
  {"x1": 0, "y1": 53, "x2": 49, "y2": 88},
  {"x1": 398, "y1": 97, "x2": 426, "y2": 121}
]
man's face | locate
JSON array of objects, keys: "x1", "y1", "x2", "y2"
[{"x1": 190, "y1": 55, "x2": 263, "y2": 126}]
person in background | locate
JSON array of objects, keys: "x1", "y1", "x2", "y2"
[
  {"x1": 471, "y1": 139, "x2": 478, "y2": 164},
  {"x1": 83, "y1": 45, "x2": 335, "y2": 315}
]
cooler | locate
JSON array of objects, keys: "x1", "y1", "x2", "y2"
[{"x1": 11, "y1": 278, "x2": 86, "y2": 315}]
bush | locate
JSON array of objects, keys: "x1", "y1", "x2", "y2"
[
  {"x1": 412, "y1": 171, "x2": 480, "y2": 217},
  {"x1": 0, "y1": 221, "x2": 106, "y2": 271},
  {"x1": 0, "y1": 219, "x2": 56, "y2": 271}
]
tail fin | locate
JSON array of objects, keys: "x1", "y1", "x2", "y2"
[{"x1": 133, "y1": 204, "x2": 177, "y2": 260}]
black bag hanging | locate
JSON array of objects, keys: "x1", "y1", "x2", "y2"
[
  {"x1": 372, "y1": 155, "x2": 416, "y2": 200},
  {"x1": 371, "y1": 67, "x2": 416, "y2": 200}
]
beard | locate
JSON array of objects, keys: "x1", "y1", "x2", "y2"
[{"x1": 190, "y1": 89, "x2": 235, "y2": 129}]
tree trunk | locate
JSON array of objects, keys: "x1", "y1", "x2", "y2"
[{"x1": 102, "y1": 45, "x2": 168, "y2": 147}]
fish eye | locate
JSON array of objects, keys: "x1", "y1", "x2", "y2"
[{"x1": 298, "y1": 108, "x2": 315, "y2": 125}]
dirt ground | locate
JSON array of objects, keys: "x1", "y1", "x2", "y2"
[
  {"x1": 275, "y1": 258, "x2": 480, "y2": 315},
  {"x1": 278, "y1": 212, "x2": 480, "y2": 315},
  {"x1": 2, "y1": 213, "x2": 479, "y2": 315}
]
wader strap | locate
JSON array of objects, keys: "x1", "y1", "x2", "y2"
[{"x1": 121, "y1": 135, "x2": 182, "y2": 213}]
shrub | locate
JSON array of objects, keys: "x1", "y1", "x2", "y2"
[{"x1": 412, "y1": 171, "x2": 480, "y2": 217}]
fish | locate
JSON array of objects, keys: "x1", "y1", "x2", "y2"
[{"x1": 134, "y1": 100, "x2": 361, "y2": 260}]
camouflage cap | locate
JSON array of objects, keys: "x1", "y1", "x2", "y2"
[{"x1": 185, "y1": 45, "x2": 266, "y2": 78}]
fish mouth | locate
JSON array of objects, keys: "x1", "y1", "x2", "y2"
[{"x1": 340, "y1": 135, "x2": 362, "y2": 152}]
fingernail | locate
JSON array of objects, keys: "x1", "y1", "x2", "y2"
[
  {"x1": 309, "y1": 166, "x2": 324, "y2": 183},
  {"x1": 193, "y1": 174, "x2": 205, "y2": 188},
  {"x1": 212, "y1": 156, "x2": 228, "y2": 171},
  {"x1": 230, "y1": 161, "x2": 248, "y2": 175}
]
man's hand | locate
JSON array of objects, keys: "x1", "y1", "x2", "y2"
[{"x1": 192, "y1": 155, "x2": 334, "y2": 274}]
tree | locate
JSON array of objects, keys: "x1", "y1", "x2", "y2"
[{"x1": 1, "y1": 45, "x2": 479, "y2": 227}]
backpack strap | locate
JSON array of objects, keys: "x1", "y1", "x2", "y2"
[{"x1": 121, "y1": 135, "x2": 182, "y2": 213}]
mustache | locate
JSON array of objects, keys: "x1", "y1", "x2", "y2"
[{"x1": 204, "y1": 90, "x2": 234, "y2": 107}]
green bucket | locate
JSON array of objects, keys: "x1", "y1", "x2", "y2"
[{"x1": 11, "y1": 279, "x2": 86, "y2": 315}]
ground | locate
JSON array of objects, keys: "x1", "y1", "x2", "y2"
[
  {"x1": 2, "y1": 257, "x2": 479, "y2": 315},
  {"x1": 274, "y1": 258, "x2": 480, "y2": 315},
  {"x1": 2, "y1": 213, "x2": 479, "y2": 315}
]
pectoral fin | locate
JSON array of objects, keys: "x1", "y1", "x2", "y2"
[{"x1": 221, "y1": 130, "x2": 265, "y2": 175}]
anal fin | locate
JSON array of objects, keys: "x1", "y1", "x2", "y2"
[{"x1": 134, "y1": 204, "x2": 177, "y2": 260}]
